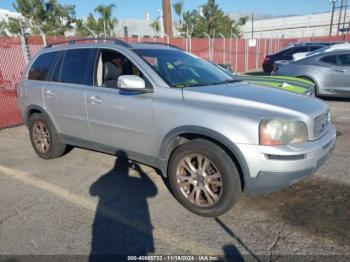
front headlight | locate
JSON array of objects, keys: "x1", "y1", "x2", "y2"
[{"x1": 259, "y1": 119, "x2": 308, "y2": 146}]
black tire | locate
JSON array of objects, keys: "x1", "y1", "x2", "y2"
[
  {"x1": 28, "y1": 113, "x2": 68, "y2": 159},
  {"x1": 168, "y1": 139, "x2": 242, "y2": 217},
  {"x1": 263, "y1": 63, "x2": 273, "y2": 73}
]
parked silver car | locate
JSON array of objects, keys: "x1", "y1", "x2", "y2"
[
  {"x1": 17, "y1": 38, "x2": 336, "y2": 217},
  {"x1": 274, "y1": 44, "x2": 350, "y2": 98}
]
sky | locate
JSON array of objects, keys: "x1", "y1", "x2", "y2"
[{"x1": 0, "y1": 0, "x2": 333, "y2": 20}]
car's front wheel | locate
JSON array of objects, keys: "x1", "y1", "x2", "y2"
[{"x1": 168, "y1": 139, "x2": 242, "y2": 217}]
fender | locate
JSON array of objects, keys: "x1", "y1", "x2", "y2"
[
  {"x1": 24, "y1": 105, "x2": 59, "y2": 133},
  {"x1": 158, "y1": 125, "x2": 250, "y2": 179}
]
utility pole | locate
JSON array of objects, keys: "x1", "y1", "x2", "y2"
[
  {"x1": 342, "y1": 0, "x2": 348, "y2": 33},
  {"x1": 330, "y1": 0, "x2": 338, "y2": 36},
  {"x1": 251, "y1": 12, "x2": 254, "y2": 39},
  {"x1": 162, "y1": 0, "x2": 173, "y2": 38},
  {"x1": 337, "y1": 0, "x2": 344, "y2": 35}
]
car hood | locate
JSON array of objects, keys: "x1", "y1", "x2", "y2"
[
  {"x1": 236, "y1": 75, "x2": 314, "y2": 94},
  {"x1": 182, "y1": 82, "x2": 328, "y2": 119}
]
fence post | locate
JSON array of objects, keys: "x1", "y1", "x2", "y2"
[
  {"x1": 203, "y1": 32, "x2": 211, "y2": 61},
  {"x1": 235, "y1": 37, "x2": 238, "y2": 73},
  {"x1": 229, "y1": 31, "x2": 232, "y2": 66},
  {"x1": 212, "y1": 30, "x2": 216, "y2": 63},
  {"x1": 20, "y1": 35, "x2": 30, "y2": 65},
  {"x1": 245, "y1": 39, "x2": 248, "y2": 72},
  {"x1": 255, "y1": 38, "x2": 259, "y2": 69},
  {"x1": 219, "y1": 33, "x2": 225, "y2": 64}
]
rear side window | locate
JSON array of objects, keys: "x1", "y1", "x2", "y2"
[
  {"x1": 309, "y1": 46, "x2": 323, "y2": 51},
  {"x1": 60, "y1": 49, "x2": 93, "y2": 85},
  {"x1": 320, "y1": 54, "x2": 350, "y2": 65},
  {"x1": 28, "y1": 51, "x2": 59, "y2": 81},
  {"x1": 337, "y1": 54, "x2": 350, "y2": 66},
  {"x1": 51, "y1": 52, "x2": 64, "y2": 82},
  {"x1": 284, "y1": 46, "x2": 308, "y2": 56}
]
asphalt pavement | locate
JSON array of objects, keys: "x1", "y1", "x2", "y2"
[{"x1": 0, "y1": 99, "x2": 349, "y2": 260}]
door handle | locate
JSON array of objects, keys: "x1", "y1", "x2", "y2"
[
  {"x1": 335, "y1": 69, "x2": 347, "y2": 73},
  {"x1": 88, "y1": 96, "x2": 102, "y2": 104}
]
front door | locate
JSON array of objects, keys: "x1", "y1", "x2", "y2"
[{"x1": 86, "y1": 49, "x2": 156, "y2": 159}]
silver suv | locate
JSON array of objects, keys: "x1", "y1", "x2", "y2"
[{"x1": 17, "y1": 38, "x2": 336, "y2": 217}]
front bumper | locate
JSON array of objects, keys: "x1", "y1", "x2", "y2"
[{"x1": 238, "y1": 125, "x2": 336, "y2": 195}]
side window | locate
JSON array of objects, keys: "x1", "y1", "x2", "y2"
[
  {"x1": 284, "y1": 46, "x2": 308, "y2": 56},
  {"x1": 95, "y1": 49, "x2": 152, "y2": 89},
  {"x1": 320, "y1": 55, "x2": 337, "y2": 65},
  {"x1": 337, "y1": 54, "x2": 350, "y2": 66},
  {"x1": 50, "y1": 52, "x2": 64, "y2": 82},
  {"x1": 309, "y1": 46, "x2": 322, "y2": 51},
  {"x1": 61, "y1": 49, "x2": 93, "y2": 85},
  {"x1": 28, "y1": 51, "x2": 59, "y2": 81}
]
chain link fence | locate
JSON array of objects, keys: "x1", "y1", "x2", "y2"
[{"x1": 0, "y1": 34, "x2": 347, "y2": 129}]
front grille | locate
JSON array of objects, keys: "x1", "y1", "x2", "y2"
[{"x1": 314, "y1": 111, "x2": 330, "y2": 138}]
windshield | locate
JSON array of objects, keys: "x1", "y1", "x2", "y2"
[{"x1": 134, "y1": 48, "x2": 237, "y2": 88}]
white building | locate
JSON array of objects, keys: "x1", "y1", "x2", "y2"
[
  {"x1": 0, "y1": 8, "x2": 22, "y2": 22},
  {"x1": 241, "y1": 11, "x2": 349, "y2": 38},
  {"x1": 114, "y1": 19, "x2": 160, "y2": 38}
]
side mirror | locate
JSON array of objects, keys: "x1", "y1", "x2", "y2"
[{"x1": 117, "y1": 75, "x2": 147, "y2": 91}]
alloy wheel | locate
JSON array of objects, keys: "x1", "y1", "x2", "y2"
[
  {"x1": 176, "y1": 154, "x2": 223, "y2": 207},
  {"x1": 32, "y1": 121, "x2": 51, "y2": 153}
]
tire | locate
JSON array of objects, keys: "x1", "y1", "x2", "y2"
[
  {"x1": 263, "y1": 63, "x2": 273, "y2": 73},
  {"x1": 168, "y1": 139, "x2": 242, "y2": 217},
  {"x1": 28, "y1": 113, "x2": 68, "y2": 159}
]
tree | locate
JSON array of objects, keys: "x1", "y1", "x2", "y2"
[
  {"x1": 150, "y1": 20, "x2": 161, "y2": 36},
  {"x1": 11, "y1": 0, "x2": 78, "y2": 36},
  {"x1": 173, "y1": 1, "x2": 184, "y2": 25},
  {"x1": 180, "y1": 0, "x2": 248, "y2": 38},
  {"x1": 76, "y1": 13, "x2": 104, "y2": 37},
  {"x1": 94, "y1": 4, "x2": 117, "y2": 37}
]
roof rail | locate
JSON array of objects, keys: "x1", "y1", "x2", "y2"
[
  {"x1": 137, "y1": 42, "x2": 183, "y2": 50},
  {"x1": 46, "y1": 37, "x2": 132, "y2": 48}
]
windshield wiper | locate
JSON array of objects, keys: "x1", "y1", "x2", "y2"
[
  {"x1": 212, "y1": 79, "x2": 242, "y2": 85},
  {"x1": 171, "y1": 79, "x2": 241, "y2": 88},
  {"x1": 171, "y1": 82, "x2": 211, "y2": 88}
]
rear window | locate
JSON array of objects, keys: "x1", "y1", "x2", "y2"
[
  {"x1": 60, "y1": 49, "x2": 93, "y2": 85},
  {"x1": 28, "y1": 51, "x2": 59, "y2": 81}
]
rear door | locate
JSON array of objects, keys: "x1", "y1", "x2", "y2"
[
  {"x1": 319, "y1": 53, "x2": 350, "y2": 95},
  {"x1": 27, "y1": 51, "x2": 59, "y2": 116},
  {"x1": 331, "y1": 53, "x2": 350, "y2": 95},
  {"x1": 44, "y1": 48, "x2": 96, "y2": 141}
]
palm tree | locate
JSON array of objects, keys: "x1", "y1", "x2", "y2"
[
  {"x1": 173, "y1": 1, "x2": 184, "y2": 25},
  {"x1": 238, "y1": 16, "x2": 249, "y2": 26},
  {"x1": 150, "y1": 20, "x2": 161, "y2": 36},
  {"x1": 94, "y1": 4, "x2": 117, "y2": 37}
]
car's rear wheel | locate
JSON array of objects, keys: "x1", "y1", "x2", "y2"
[
  {"x1": 263, "y1": 63, "x2": 274, "y2": 73},
  {"x1": 168, "y1": 139, "x2": 242, "y2": 217},
  {"x1": 29, "y1": 113, "x2": 68, "y2": 159}
]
